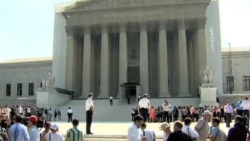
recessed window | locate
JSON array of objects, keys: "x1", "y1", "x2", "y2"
[
  {"x1": 17, "y1": 83, "x2": 22, "y2": 96},
  {"x1": 243, "y1": 76, "x2": 250, "y2": 91},
  {"x1": 227, "y1": 76, "x2": 234, "y2": 94},
  {"x1": 28, "y1": 83, "x2": 34, "y2": 96},
  {"x1": 6, "y1": 84, "x2": 11, "y2": 96}
]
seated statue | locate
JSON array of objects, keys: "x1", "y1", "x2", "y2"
[{"x1": 200, "y1": 65, "x2": 214, "y2": 87}]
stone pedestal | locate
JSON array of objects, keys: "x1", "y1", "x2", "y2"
[
  {"x1": 199, "y1": 87, "x2": 218, "y2": 106},
  {"x1": 36, "y1": 89, "x2": 71, "y2": 108}
]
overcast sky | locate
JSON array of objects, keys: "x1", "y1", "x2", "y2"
[{"x1": 0, "y1": 0, "x2": 250, "y2": 62}]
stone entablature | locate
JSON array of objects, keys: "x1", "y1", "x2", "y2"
[{"x1": 62, "y1": 0, "x2": 210, "y2": 28}]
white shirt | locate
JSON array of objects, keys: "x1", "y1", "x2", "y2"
[
  {"x1": 163, "y1": 132, "x2": 169, "y2": 141},
  {"x1": 182, "y1": 125, "x2": 199, "y2": 139},
  {"x1": 109, "y1": 96, "x2": 113, "y2": 100},
  {"x1": 67, "y1": 109, "x2": 73, "y2": 114},
  {"x1": 85, "y1": 98, "x2": 94, "y2": 111},
  {"x1": 241, "y1": 100, "x2": 250, "y2": 110},
  {"x1": 139, "y1": 98, "x2": 150, "y2": 109},
  {"x1": 18, "y1": 106, "x2": 23, "y2": 113},
  {"x1": 162, "y1": 103, "x2": 172, "y2": 112},
  {"x1": 142, "y1": 129, "x2": 155, "y2": 141},
  {"x1": 128, "y1": 124, "x2": 143, "y2": 141},
  {"x1": 45, "y1": 132, "x2": 63, "y2": 141},
  {"x1": 27, "y1": 108, "x2": 31, "y2": 113},
  {"x1": 4, "y1": 107, "x2": 11, "y2": 115}
]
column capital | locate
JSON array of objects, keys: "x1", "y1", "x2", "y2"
[
  {"x1": 101, "y1": 25, "x2": 109, "y2": 33},
  {"x1": 196, "y1": 18, "x2": 207, "y2": 29},
  {"x1": 119, "y1": 23, "x2": 127, "y2": 32},
  {"x1": 177, "y1": 20, "x2": 185, "y2": 30},
  {"x1": 65, "y1": 26, "x2": 74, "y2": 36},
  {"x1": 158, "y1": 21, "x2": 167, "y2": 30},
  {"x1": 139, "y1": 22, "x2": 147, "y2": 31},
  {"x1": 84, "y1": 26, "x2": 91, "y2": 35}
]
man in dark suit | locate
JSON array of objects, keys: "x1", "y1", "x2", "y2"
[{"x1": 167, "y1": 121, "x2": 193, "y2": 141}]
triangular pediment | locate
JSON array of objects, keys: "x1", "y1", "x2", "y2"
[{"x1": 63, "y1": 0, "x2": 203, "y2": 12}]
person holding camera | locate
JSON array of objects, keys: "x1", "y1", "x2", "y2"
[
  {"x1": 27, "y1": 115, "x2": 40, "y2": 141},
  {"x1": 8, "y1": 114, "x2": 30, "y2": 141}
]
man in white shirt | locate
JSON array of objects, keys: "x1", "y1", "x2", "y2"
[
  {"x1": 182, "y1": 117, "x2": 199, "y2": 139},
  {"x1": 128, "y1": 115, "x2": 147, "y2": 141},
  {"x1": 67, "y1": 107, "x2": 73, "y2": 123},
  {"x1": 141, "y1": 123, "x2": 155, "y2": 141},
  {"x1": 4, "y1": 105, "x2": 11, "y2": 120},
  {"x1": 162, "y1": 100, "x2": 172, "y2": 122},
  {"x1": 109, "y1": 96, "x2": 113, "y2": 106},
  {"x1": 44, "y1": 124, "x2": 63, "y2": 141},
  {"x1": 85, "y1": 92, "x2": 95, "y2": 135},
  {"x1": 241, "y1": 97, "x2": 250, "y2": 118},
  {"x1": 138, "y1": 94, "x2": 150, "y2": 122}
]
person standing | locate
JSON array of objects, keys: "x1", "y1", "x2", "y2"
[
  {"x1": 209, "y1": 117, "x2": 227, "y2": 141},
  {"x1": 40, "y1": 122, "x2": 51, "y2": 141},
  {"x1": 224, "y1": 101, "x2": 233, "y2": 128},
  {"x1": 167, "y1": 121, "x2": 193, "y2": 141},
  {"x1": 227, "y1": 115, "x2": 250, "y2": 141},
  {"x1": 67, "y1": 107, "x2": 73, "y2": 123},
  {"x1": 182, "y1": 117, "x2": 199, "y2": 139},
  {"x1": 140, "y1": 123, "x2": 155, "y2": 141},
  {"x1": 138, "y1": 94, "x2": 150, "y2": 122},
  {"x1": 8, "y1": 114, "x2": 30, "y2": 141},
  {"x1": 44, "y1": 124, "x2": 63, "y2": 141},
  {"x1": 241, "y1": 97, "x2": 250, "y2": 118},
  {"x1": 162, "y1": 100, "x2": 172, "y2": 123},
  {"x1": 127, "y1": 115, "x2": 147, "y2": 141},
  {"x1": 159, "y1": 122, "x2": 172, "y2": 141},
  {"x1": 109, "y1": 96, "x2": 113, "y2": 106},
  {"x1": 65, "y1": 119, "x2": 84, "y2": 141},
  {"x1": 236, "y1": 97, "x2": 243, "y2": 116},
  {"x1": 195, "y1": 110, "x2": 212, "y2": 141},
  {"x1": 85, "y1": 93, "x2": 95, "y2": 135},
  {"x1": 27, "y1": 115, "x2": 40, "y2": 141}
]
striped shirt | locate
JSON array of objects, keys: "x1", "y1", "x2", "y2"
[{"x1": 66, "y1": 127, "x2": 83, "y2": 141}]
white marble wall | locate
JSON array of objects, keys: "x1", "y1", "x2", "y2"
[
  {"x1": 52, "y1": 12, "x2": 67, "y2": 89},
  {"x1": 0, "y1": 61, "x2": 52, "y2": 101},
  {"x1": 206, "y1": 1, "x2": 223, "y2": 95}
]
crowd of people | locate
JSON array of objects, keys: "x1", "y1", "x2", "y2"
[{"x1": 128, "y1": 94, "x2": 250, "y2": 141}]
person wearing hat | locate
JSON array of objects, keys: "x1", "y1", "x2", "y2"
[
  {"x1": 138, "y1": 94, "x2": 150, "y2": 122},
  {"x1": 159, "y1": 122, "x2": 171, "y2": 141},
  {"x1": 127, "y1": 115, "x2": 147, "y2": 141},
  {"x1": 85, "y1": 92, "x2": 95, "y2": 135},
  {"x1": 162, "y1": 100, "x2": 172, "y2": 123},
  {"x1": 27, "y1": 115, "x2": 40, "y2": 141},
  {"x1": 195, "y1": 110, "x2": 212, "y2": 141},
  {"x1": 44, "y1": 123, "x2": 63, "y2": 141}
]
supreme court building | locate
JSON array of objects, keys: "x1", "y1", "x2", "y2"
[{"x1": 52, "y1": 0, "x2": 220, "y2": 99}]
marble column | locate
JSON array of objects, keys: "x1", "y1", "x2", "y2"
[
  {"x1": 99, "y1": 25, "x2": 110, "y2": 98},
  {"x1": 196, "y1": 18, "x2": 208, "y2": 82},
  {"x1": 119, "y1": 24, "x2": 128, "y2": 96},
  {"x1": 82, "y1": 26, "x2": 91, "y2": 98},
  {"x1": 65, "y1": 26, "x2": 75, "y2": 91},
  {"x1": 140, "y1": 23, "x2": 149, "y2": 94},
  {"x1": 158, "y1": 22, "x2": 169, "y2": 97},
  {"x1": 177, "y1": 21, "x2": 189, "y2": 95}
]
